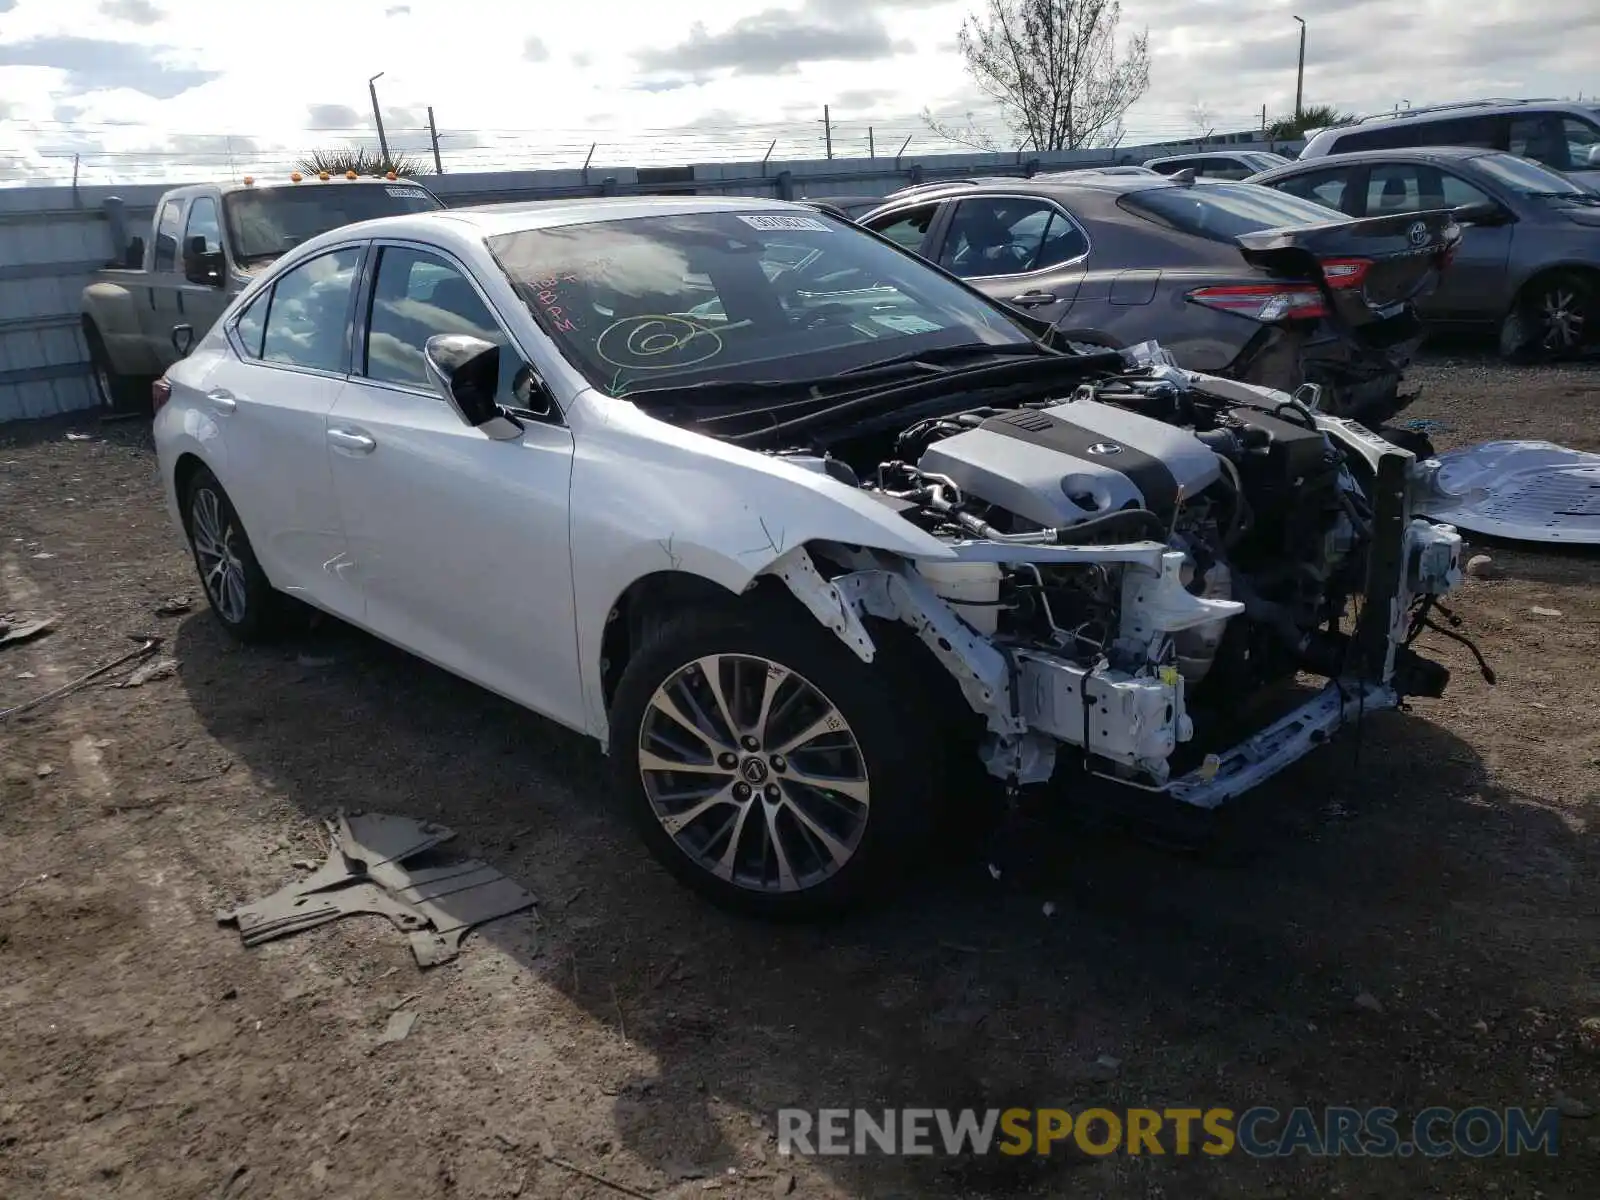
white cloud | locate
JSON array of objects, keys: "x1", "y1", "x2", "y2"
[{"x1": 1, "y1": 0, "x2": 1596, "y2": 185}]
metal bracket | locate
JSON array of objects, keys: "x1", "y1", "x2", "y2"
[{"x1": 765, "y1": 545, "x2": 877, "y2": 663}]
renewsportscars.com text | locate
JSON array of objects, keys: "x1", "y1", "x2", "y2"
[{"x1": 777, "y1": 1106, "x2": 1561, "y2": 1158}]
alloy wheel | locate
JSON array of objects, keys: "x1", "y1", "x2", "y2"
[
  {"x1": 1538, "y1": 286, "x2": 1586, "y2": 351},
  {"x1": 638, "y1": 654, "x2": 871, "y2": 894},
  {"x1": 190, "y1": 487, "x2": 248, "y2": 624}
]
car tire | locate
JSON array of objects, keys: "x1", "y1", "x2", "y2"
[
  {"x1": 1499, "y1": 272, "x2": 1594, "y2": 362},
  {"x1": 84, "y1": 323, "x2": 150, "y2": 414},
  {"x1": 608, "y1": 594, "x2": 943, "y2": 918},
  {"x1": 182, "y1": 466, "x2": 289, "y2": 643}
]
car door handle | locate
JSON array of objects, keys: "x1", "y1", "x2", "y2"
[
  {"x1": 1009, "y1": 290, "x2": 1058, "y2": 307},
  {"x1": 327, "y1": 427, "x2": 377, "y2": 454},
  {"x1": 206, "y1": 388, "x2": 238, "y2": 413}
]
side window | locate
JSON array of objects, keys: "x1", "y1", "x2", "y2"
[
  {"x1": 1438, "y1": 172, "x2": 1492, "y2": 208},
  {"x1": 1034, "y1": 208, "x2": 1090, "y2": 270},
  {"x1": 1273, "y1": 167, "x2": 1355, "y2": 212},
  {"x1": 182, "y1": 197, "x2": 224, "y2": 284},
  {"x1": 363, "y1": 246, "x2": 514, "y2": 398},
  {"x1": 1560, "y1": 116, "x2": 1600, "y2": 169},
  {"x1": 865, "y1": 204, "x2": 938, "y2": 251},
  {"x1": 152, "y1": 200, "x2": 184, "y2": 273},
  {"x1": 938, "y1": 198, "x2": 1068, "y2": 278},
  {"x1": 1509, "y1": 114, "x2": 1568, "y2": 169},
  {"x1": 260, "y1": 247, "x2": 363, "y2": 373},
  {"x1": 1425, "y1": 116, "x2": 1500, "y2": 149},
  {"x1": 1366, "y1": 163, "x2": 1427, "y2": 213},
  {"x1": 1203, "y1": 158, "x2": 1253, "y2": 181},
  {"x1": 233, "y1": 288, "x2": 268, "y2": 359},
  {"x1": 1148, "y1": 161, "x2": 1184, "y2": 175}
]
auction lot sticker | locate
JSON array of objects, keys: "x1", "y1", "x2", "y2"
[{"x1": 737, "y1": 214, "x2": 833, "y2": 232}]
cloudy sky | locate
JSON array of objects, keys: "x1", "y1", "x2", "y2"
[{"x1": 1, "y1": 0, "x2": 1594, "y2": 185}]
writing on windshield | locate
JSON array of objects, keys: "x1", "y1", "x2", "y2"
[{"x1": 486, "y1": 211, "x2": 1026, "y2": 399}]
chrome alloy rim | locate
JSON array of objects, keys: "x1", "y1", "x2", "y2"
[
  {"x1": 1539, "y1": 287, "x2": 1585, "y2": 350},
  {"x1": 190, "y1": 487, "x2": 248, "y2": 624},
  {"x1": 638, "y1": 655, "x2": 871, "y2": 893}
]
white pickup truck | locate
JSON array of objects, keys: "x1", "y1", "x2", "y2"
[{"x1": 81, "y1": 174, "x2": 444, "y2": 410}]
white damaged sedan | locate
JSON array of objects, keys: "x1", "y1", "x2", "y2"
[{"x1": 154, "y1": 196, "x2": 1467, "y2": 916}]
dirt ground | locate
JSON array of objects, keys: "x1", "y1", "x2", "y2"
[{"x1": 2, "y1": 349, "x2": 1597, "y2": 1200}]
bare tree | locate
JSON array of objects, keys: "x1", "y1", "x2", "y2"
[
  {"x1": 927, "y1": 0, "x2": 1150, "y2": 152},
  {"x1": 1188, "y1": 100, "x2": 1214, "y2": 140}
]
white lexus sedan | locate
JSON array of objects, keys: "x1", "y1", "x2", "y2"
[{"x1": 154, "y1": 196, "x2": 1466, "y2": 916}]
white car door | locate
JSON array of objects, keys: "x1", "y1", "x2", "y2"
[
  {"x1": 205, "y1": 243, "x2": 365, "y2": 619},
  {"x1": 324, "y1": 239, "x2": 582, "y2": 727}
]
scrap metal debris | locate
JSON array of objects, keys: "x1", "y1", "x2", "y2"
[
  {"x1": 154, "y1": 596, "x2": 193, "y2": 616},
  {"x1": 376, "y1": 1009, "x2": 418, "y2": 1045},
  {"x1": 0, "y1": 615, "x2": 55, "y2": 650},
  {"x1": 217, "y1": 812, "x2": 537, "y2": 968},
  {"x1": 0, "y1": 635, "x2": 163, "y2": 724},
  {"x1": 116, "y1": 656, "x2": 179, "y2": 688},
  {"x1": 1416, "y1": 440, "x2": 1600, "y2": 545}
]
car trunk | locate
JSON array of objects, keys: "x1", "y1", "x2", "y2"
[{"x1": 1233, "y1": 209, "x2": 1463, "y2": 325}]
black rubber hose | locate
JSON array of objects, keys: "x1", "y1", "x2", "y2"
[{"x1": 1048, "y1": 508, "x2": 1171, "y2": 544}]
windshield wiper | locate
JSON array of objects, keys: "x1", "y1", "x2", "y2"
[
  {"x1": 1527, "y1": 190, "x2": 1600, "y2": 205},
  {"x1": 839, "y1": 340, "x2": 1055, "y2": 376},
  {"x1": 615, "y1": 376, "x2": 873, "y2": 408}
]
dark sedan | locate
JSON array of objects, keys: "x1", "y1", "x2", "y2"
[
  {"x1": 1248, "y1": 146, "x2": 1600, "y2": 360},
  {"x1": 857, "y1": 175, "x2": 1460, "y2": 425}
]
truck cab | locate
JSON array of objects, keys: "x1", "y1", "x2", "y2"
[{"x1": 82, "y1": 175, "x2": 444, "y2": 410}]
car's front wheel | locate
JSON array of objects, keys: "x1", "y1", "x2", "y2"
[
  {"x1": 608, "y1": 597, "x2": 940, "y2": 917},
  {"x1": 183, "y1": 466, "x2": 287, "y2": 642}
]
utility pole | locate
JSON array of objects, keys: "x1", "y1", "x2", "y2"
[
  {"x1": 427, "y1": 105, "x2": 443, "y2": 174},
  {"x1": 868, "y1": 126, "x2": 875, "y2": 158},
  {"x1": 823, "y1": 105, "x2": 833, "y2": 160},
  {"x1": 1292, "y1": 16, "x2": 1306, "y2": 121},
  {"x1": 369, "y1": 71, "x2": 390, "y2": 163}
]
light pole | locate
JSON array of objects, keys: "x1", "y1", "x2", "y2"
[
  {"x1": 368, "y1": 71, "x2": 390, "y2": 163},
  {"x1": 1292, "y1": 16, "x2": 1306, "y2": 122}
]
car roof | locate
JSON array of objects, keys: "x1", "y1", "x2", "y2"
[
  {"x1": 874, "y1": 173, "x2": 1211, "y2": 208},
  {"x1": 1145, "y1": 150, "x2": 1263, "y2": 165},
  {"x1": 1307, "y1": 98, "x2": 1600, "y2": 150},
  {"x1": 1252, "y1": 144, "x2": 1501, "y2": 177},
  {"x1": 271, "y1": 194, "x2": 849, "y2": 266}
]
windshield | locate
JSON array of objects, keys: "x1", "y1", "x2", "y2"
[
  {"x1": 1118, "y1": 181, "x2": 1347, "y2": 241},
  {"x1": 224, "y1": 183, "x2": 443, "y2": 262},
  {"x1": 1245, "y1": 152, "x2": 1291, "y2": 169},
  {"x1": 1473, "y1": 152, "x2": 1587, "y2": 196},
  {"x1": 485, "y1": 209, "x2": 1033, "y2": 399}
]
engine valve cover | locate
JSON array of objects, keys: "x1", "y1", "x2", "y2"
[{"x1": 917, "y1": 398, "x2": 1223, "y2": 529}]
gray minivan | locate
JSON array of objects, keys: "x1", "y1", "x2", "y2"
[{"x1": 1300, "y1": 99, "x2": 1600, "y2": 191}]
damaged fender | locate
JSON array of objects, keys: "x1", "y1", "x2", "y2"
[{"x1": 566, "y1": 394, "x2": 954, "y2": 740}]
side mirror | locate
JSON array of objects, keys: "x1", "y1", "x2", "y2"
[
  {"x1": 171, "y1": 324, "x2": 195, "y2": 358},
  {"x1": 1451, "y1": 200, "x2": 1512, "y2": 227},
  {"x1": 1586, "y1": 145, "x2": 1600, "y2": 168},
  {"x1": 422, "y1": 334, "x2": 524, "y2": 441}
]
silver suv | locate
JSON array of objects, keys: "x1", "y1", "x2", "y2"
[{"x1": 1300, "y1": 99, "x2": 1600, "y2": 190}]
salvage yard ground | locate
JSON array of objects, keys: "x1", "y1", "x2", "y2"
[{"x1": 2, "y1": 350, "x2": 1598, "y2": 1200}]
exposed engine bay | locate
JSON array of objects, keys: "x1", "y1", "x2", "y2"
[{"x1": 754, "y1": 350, "x2": 1469, "y2": 806}]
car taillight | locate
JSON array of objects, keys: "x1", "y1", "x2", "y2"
[
  {"x1": 1319, "y1": 257, "x2": 1373, "y2": 290},
  {"x1": 151, "y1": 378, "x2": 172, "y2": 413},
  {"x1": 1187, "y1": 283, "x2": 1327, "y2": 322}
]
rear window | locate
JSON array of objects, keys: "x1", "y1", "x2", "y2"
[
  {"x1": 1118, "y1": 183, "x2": 1346, "y2": 242},
  {"x1": 223, "y1": 183, "x2": 444, "y2": 263}
]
